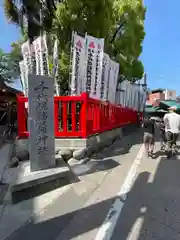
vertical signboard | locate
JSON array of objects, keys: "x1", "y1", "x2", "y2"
[{"x1": 28, "y1": 75, "x2": 55, "y2": 171}]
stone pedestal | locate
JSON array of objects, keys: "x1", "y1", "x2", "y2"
[{"x1": 10, "y1": 161, "x2": 70, "y2": 204}]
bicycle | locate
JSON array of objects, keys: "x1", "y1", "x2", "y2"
[
  {"x1": 1, "y1": 123, "x2": 17, "y2": 145},
  {"x1": 165, "y1": 132, "x2": 179, "y2": 158}
]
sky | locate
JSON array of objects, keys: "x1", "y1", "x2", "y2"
[
  {"x1": 0, "y1": 6, "x2": 20, "y2": 52},
  {"x1": 0, "y1": 1, "x2": 180, "y2": 93},
  {"x1": 141, "y1": 0, "x2": 180, "y2": 93}
]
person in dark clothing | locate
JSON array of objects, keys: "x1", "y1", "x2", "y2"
[
  {"x1": 142, "y1": 117, "x2": 155, "y2": 157},
  {"x1": 159, "y1": 118, "x2": 166, "y2": 150}
]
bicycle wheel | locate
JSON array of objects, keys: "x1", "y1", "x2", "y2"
[
  {"x1": 2, "y1": 130, "x2": 7, "y2": 143},
  {"x1": 0, "y1": 134, "x2": 3, "y2": 148}
]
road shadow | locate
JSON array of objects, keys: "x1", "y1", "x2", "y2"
[
  {"x1": 112, "y1": 155, "x2": 180, "y2": 239},
  {"x1": 6, "y1": 138, "x2": 180, "y2": 240},
  {"x1": 71, "y1": 128, "x2": 143, "y2": 176},
  {"x1": 6, "y1": 195, "x2": 117, "y2": 240},
  {"x1": 71, "y1": 158, "x2": 120, "y2": 176},
  {"x1": 94, "y1": 126, "x2": 143, "y2": 159}
]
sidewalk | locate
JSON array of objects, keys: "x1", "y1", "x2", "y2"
[{"x1": 0, "y1": 129, "x2": 143, "y2": 240}]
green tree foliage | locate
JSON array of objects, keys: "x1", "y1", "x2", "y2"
[
  {"x1": 110, "y1": 0, "x2": 146, "y2": 80},
  {"x1": 52, "y1": 0, "x2": 146, "y2": 89},
  {"x1": 3, "y1": 0, "x2": 146, "y2": 90},
  {"x1": 0, "y1": 45, "x2": 22, "y2": 81},
  {"x1": 3, "y1": 0, "x2": 57, "y2": 42}
]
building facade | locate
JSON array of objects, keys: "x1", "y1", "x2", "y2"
[
  {"x1": 148, "y1": 89, "x2": 177, "y2": 105},
  {"x1": 164, "y1": 90, "x2": 176, "y2": 101}
]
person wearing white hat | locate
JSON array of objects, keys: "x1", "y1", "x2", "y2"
[{"x1": 163, "y1": 106, "x2": 180, "y2": 157}]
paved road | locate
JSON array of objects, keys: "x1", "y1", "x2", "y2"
[
  {"x1": 3, "y1": 130, "x2": 180, "y2": 240},
  {"x1": 3, "y1": 130, "x2": 143, "y2": 240},
  {"x1": 111, "y1": 142, "x2": 180, "y2": 240}
]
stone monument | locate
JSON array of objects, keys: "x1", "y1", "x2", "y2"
[
  {"x1": 28, "y1": 75, "x2": 55, "y2": 171},
  {"x1": 9, "y1": 75, "x2": 69, "y2": 204}
]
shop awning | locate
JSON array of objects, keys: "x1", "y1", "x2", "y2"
[
  {"x1": 145, "y1": 106, "x2": 158, "y2": 113},
  {"x1": 145, "y1": 106, "x2": 168, "y2": 113},
  {"x1": 160, "y1": 100, "x2": 180, "y2": 110}
]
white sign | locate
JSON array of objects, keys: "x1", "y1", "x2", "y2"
[{"x1": 28, "y1": 75, "x2": 55, "y2": 171}]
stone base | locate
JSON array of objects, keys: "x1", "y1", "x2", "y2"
[
  {"x1": 11, "y1": 124, "x2": 139, "y2": 164},
  {"x1": 10, "y1": 161, "x2": 71, "y2": 204}
]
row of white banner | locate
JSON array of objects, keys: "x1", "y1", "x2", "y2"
[
  {"x1": 116, "y1": 80, "x2": 147, "y2": 111},
  {"x1": 18, "y1": 32, "x2": 146, "y2": 111},
  {"x1": 19, "y1": 35, "x2": 59, "y2": 97},
  {"x1": 70, "y1": 32, "x2": 119, "y2": 103},
  {"x1": 70, "y1": 32, "x2": 146, "y2": 111}
]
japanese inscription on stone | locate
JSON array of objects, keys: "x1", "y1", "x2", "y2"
[{"x1": 28, "y1": 75, "x2": 55, "y2": 171}]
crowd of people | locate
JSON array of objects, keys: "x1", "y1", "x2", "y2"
[{"x1": 142, "y1": 106, "x2": 180, "y2": 158}]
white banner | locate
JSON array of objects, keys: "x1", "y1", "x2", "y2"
[
  {"x1": 70, "y1": 32, "x2": 85, "y2": 95},
  {"x1": 118, "y1": 81, "x2": 125, "y2": 106},
  {"x1": 101, "y1": 53, "x2": 110, "y2": 101},
  {"x1": 108, "y1": 59, "x2": 116, "y2": 103},
  {"x1": 134, "y1": 86, "x2": 139, "y2": 110},
  {"x1": 52, "y1": 39, "x2": 60, "y2": 95},
  {"x1": 19, "y1": 60, "x2": 27, "y2": 96},
  {"x1": 92, "y1": 38, "x2": 104, "y2": 99},
  {"x1": 32, "y1": 37, "x2": 41, "y2": 75},
  {"x1": 129, "y1": 84, "x2": 133, "y2": 108},
  {"x1": 84, "y1": 35, "x2": 98, "y2": 97},
  {"x1": 21, "y1": 41, "x2": 31, "y2": 72},
  {"x1": 33, "y1": 35, "x2": 50, "y2": 76},
  {"x1": 140, "y1": 90, "x2": 146, "y2": 112},
  {"x1": 41, "y1": 35, "x2": 50, "y2": 76},
  {"x1": 111, "y1": 61, "x2": 119, "y2": 103},
  {"x1": 21, "y1": 41, "x2": 32, "y2": 96}
]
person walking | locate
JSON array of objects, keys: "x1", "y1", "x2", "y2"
[
  {"x1": 142, "y1": 116, "x2": 155, "y2": 157},
  {"x1": 159, "y1": 118, "x2": 166, "y2": 150},
  {"x1": 163, "y1": 106, "x2": 180, "y2": 158}
]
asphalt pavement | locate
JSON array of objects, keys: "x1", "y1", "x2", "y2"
[{"x1": 3, "y1": 130, "x2": 180, "y2": 240}]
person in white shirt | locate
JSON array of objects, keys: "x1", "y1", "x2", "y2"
[{"x1": 163, "y1": 106, "x2": 180, "y2": 156}]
